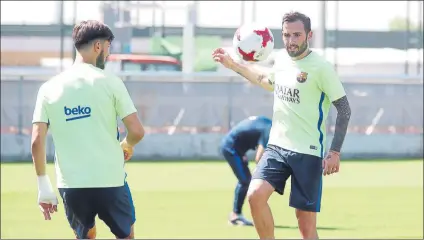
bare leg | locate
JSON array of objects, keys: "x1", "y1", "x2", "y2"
[
  {"x1": 295, "y1": 209, "x2": 318, "y2": 240},
  {"x1": 87, "y1": 225, "x2": 97, "y2": 239},
  {"x1": 247, "y1": 179, "x2": 276, "y2": 239}
]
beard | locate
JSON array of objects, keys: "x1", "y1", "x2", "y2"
[
  {"x1": 286, "y1": 39, "x2": 309, "y2": 58},
  {"x1": 95, "y1": 50, "x2": 106, "y2": 70}
]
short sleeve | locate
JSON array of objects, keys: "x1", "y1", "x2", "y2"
[
  {"x1": 318, "y1": 63, "x2": 346, "y2": 102},
  {"x1": 112, "y1": 77, "x2": 137, "y2": 119},
  {"x1": 32, "y1": 85, "x2": 49, "y2": 124}
]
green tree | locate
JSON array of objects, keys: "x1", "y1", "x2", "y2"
[{"x1": 389, "y1": 16, "x2": 419, "y2": 31}]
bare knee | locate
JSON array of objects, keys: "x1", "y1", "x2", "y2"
[
  {"x1": 86, "y1": 226, "x2": 97, "y2": 239},
  {"x1": 247, "y1": 179, "x2": 274, "y2": 206},
  {"x1": 295, "y1": 209, "x2": 318, "y2": 239}
]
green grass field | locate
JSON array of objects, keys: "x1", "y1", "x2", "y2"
[{"x1": 1, "y1": 160, "x2": 423, "y2": 239}]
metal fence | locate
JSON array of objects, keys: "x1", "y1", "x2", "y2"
[{"x1": 1, "y1": 73, "x2": 423, "y2": 161}]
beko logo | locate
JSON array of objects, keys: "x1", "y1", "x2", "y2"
[{"x1": 64, "y1": 106, "x2": 92, "y2": 121}]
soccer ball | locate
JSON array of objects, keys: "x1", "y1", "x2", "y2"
[{"x1": 233, "y1": 23, "x2": 275, "y2": 62}]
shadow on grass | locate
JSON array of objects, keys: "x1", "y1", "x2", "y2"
[{"x1": 274, "y1": 225, "x2": 352, "y2": 231}]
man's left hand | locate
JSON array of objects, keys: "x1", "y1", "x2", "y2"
[
  {"x1": 120, "y1": 140, "x2": 134, "y2": 161},
  {"x1": 322, "y1": 151, "x2": 340, "y2": 176}
]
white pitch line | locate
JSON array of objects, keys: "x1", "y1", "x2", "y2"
[
  {"x1": 365, "y1": 108, "x2": 384, "y2": 135},
  {"x1": 168, "y1": 108, "x2": 185, "y2": 135}
]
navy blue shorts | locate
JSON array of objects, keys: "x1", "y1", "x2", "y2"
[
  {"x1": 252, "y1": 144, "x2": 323, "y2": 212},
  {"x1": 221, "y1": 147, "x2": 251, "y2": 184},
  {"x1": 58, "y1": 181, "x2": 135, "y2": 239}
]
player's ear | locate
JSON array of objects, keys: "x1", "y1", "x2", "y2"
[
  {"x1": 307, "y1": 31, "x2": 313, "y2": 41},
  {"x1": 93, "y1": 40, "x2": 101, "y2": 53}
]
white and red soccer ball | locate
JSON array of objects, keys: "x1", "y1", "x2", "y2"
[{"x1": 233, "y1": 23, "x2": 275, "y2": 62}]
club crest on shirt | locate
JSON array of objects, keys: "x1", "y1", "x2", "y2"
[{"x1": 296, "y1": 72, "x2": 308, "y2": 83}]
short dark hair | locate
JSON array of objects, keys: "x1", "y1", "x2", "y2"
[
  {"x1": 282, "y1": 11, "x2": 312, "y2": 33},
  {"x1": 72, "y1": 20, "x2": 115, "y2": 50}
]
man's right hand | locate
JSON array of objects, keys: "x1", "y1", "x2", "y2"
[
  {"x1": 212, "y1": 48, "x2": 235, "y2": 69},
  {"x1": 37, "y1": 175, "x2": 58, "y2": 220},
  {"x1": 38, "y1": 194, "x2": 58, "y2": 220},
  {"x1": 120, "y1": 139, "x2": 134, "y2": 161},
  {"x1": 212, "y1": 48, "x2": 274, "y2": 92}
]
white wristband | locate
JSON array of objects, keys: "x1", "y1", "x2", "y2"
[{"x1": 37, "y1": 175, "x2": 54, "y2": 193}]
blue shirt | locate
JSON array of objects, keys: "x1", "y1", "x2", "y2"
[{"x1": 221, "y1": 116, "x2": 272, "y2": 155}]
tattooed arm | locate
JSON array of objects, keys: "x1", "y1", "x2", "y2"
[
  {"x1": 229, "y1": 62, "x2": 275, "y2": 92},
  {"x1": 329, "y1": 96, "x2": 351, "y2": 153}
]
